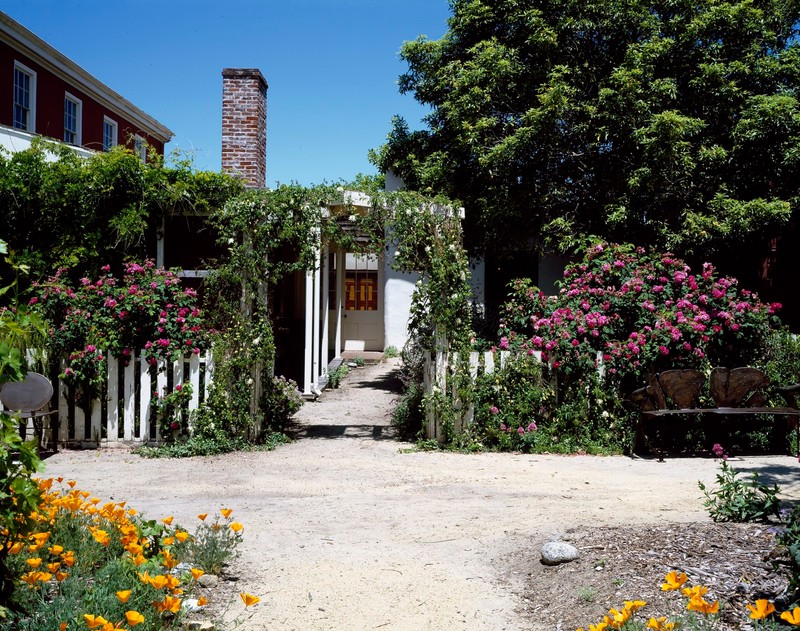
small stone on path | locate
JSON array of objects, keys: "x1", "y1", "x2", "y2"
[{"x1": 540, "y1": 541, "x2": 580, "y2": 566}]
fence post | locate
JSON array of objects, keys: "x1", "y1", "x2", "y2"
[
  {"x1": 123, "y1": 356, "x2": 135, "y2": 442},
  {"x1": 107, "y1": 353, "x2": 119, "y2": 444},
  {"x1": 139, "y1": 353, "x2": 151, "y2": 442}
]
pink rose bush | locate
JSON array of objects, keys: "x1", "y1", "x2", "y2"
[
  {"x1": 485, "y1": 242, "x2": 783, "y2": 451},
  {"x1": 32, "y1": 260, "x2": 209, "y2": 396}
]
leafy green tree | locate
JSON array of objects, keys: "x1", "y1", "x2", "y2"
[{"x1": 373, "y1": 0, "x2": 800, "y2": 263}]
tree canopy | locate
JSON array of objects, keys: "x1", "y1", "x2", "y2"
[{"x1": 373, "y1": 0, "x2": 800, "y2": 261}]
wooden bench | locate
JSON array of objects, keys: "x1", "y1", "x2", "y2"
[
  {"x1": 0, "y1": 371, "x2": 58, "y2": 453},
  {"x1": 629, "y1": 367, "x2": 800, "y2": 461}
]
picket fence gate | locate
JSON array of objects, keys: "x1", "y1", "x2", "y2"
[{"x1": 20, "y1": 350, "x2": 215, "y2": 448}]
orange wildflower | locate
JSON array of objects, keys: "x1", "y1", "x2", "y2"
[
  {"x1": 230, "y1": 522, "x2": 244, "y2": 533},
  {"x1": 240, "y1": 592, "x2": 260, "y2": 607},
  {"x1": 125, "y1": 610, "x2": 145, "y2": 626},
  {"x1": 175, "y1": 530, "x2": 190, "y2": 542},
  {"x1": 197, "y1": 513, "x2": 208, "y2": 521},
  {"x1": 646, "y1": 617, "x2": 676, "y2": 631},
  {"x1": 162, "y1": 515, "x2": 174, "y2": 526},
  {"x1": 681, "y1": 585, "x2": 708, "y2": 599},
  {"x1": 746, "y1": 600, "x2": 776, "y2": 620},
  {"x1": 25, "y1": 557, "x2": 42, "y2": 568},
  {"x1": 83, "y1": 614, "x2": 109, "y2": 629},
  {"x1": 781, "y1": 608, "x2": 800, "y2": 626},
  {"x1": 661, "y1": 571, "x2": 688, "y2": 591},
  {"x1": 686, "y1": 596, "x2": 719, "y2": 615},
  {"x1": 154, "y1": 595, "x2": 181, "y2": 613},
  {"x1": 197, "y1": 596, "x2": 208, "y2": 606},
  {"x1": 116, "y1": 590, "x2": 132, "y2": 603},
  {"x1": 190, "y1": 568, "x2": 205, "y2": 580},
  {"x1": 220, "y1": 508, "x2": 233, "y2": 518}
]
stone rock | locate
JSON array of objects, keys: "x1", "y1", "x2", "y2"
[
  {"x1": 197, "y1": 574, "x2": 220, "y2": 588},
  {"x1": 541, "y1": 541, "x2": 580, "y2": 566},
  {"x1": 181, "y1": 598, "x2": 205, "y2": 613}
]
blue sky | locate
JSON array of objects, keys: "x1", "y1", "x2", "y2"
[{"x1": 3, "y1": 0, "x2": 451, "y2": 185}]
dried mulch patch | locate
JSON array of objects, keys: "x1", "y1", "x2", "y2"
[{"x1": 510, "y1": 522, "x2": 791, "y2": 630}]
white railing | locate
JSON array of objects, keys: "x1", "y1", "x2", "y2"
[{"x1": 53, "y1": 349, "x2": 214, "y2": 447}]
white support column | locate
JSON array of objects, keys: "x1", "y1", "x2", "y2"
[
  {"x1": 311, "y1": 240, "x2": 322, "y2": 392},
  {"x1": 321, "y1": 246, "x2": 330, "y2": 374},
  {"x1": 303, "y1": 268, "x2": 314, "y2": 396},
  {"x1": 156, "y1": 218, "x2": 165, "y2": 268},
  {"x1": 335, "y1": 249, "x2": 344, "y2": 359}
]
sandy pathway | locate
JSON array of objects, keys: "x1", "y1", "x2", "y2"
[{"x1": 40, "y1": 359, "x2": 800, "y2": 630}]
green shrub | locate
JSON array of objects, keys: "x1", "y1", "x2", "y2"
[
  {"x1": 384, "y1": 346, "x2": 400, "y2": 358},
  {"x1": 699, "y1": 461, "x2": 782, "y2": 522},
  {"x1": 392, "y1": 381, "x2": 425, "y2": 440},
  {"x1": 262, "y1": 375, "x2": 303, "y2": 430},
  {"x1": 327, "y1": 364, "x2": 348, "y2": 388},
  {"x1": 779, "y1": 504, "x2": 800, "y2": 604}
]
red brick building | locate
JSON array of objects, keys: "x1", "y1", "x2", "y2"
[{"x1": 0, "y1": 11, "x2": 172, "y2": 157}]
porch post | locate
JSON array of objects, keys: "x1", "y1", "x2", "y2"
[
  {"x1": 303, "y1": 268, "x2": 314, "y2": 397},
  {"x1": 311, "y1": 241, "x2": 322, "y2": 392},
  {"x1": 335, "y1": 249, "x2": 345, "y2": 358},
  {"x1": 321, "y1": 246, "x2": 330, "y2": 373}
]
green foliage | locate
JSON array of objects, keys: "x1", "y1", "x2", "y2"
[
  {"x1": 779, "y1": 504, "x2": 800, "y2": 602},
  {"x1": 176, "y1": 513, "x2": 242, "y2": 575},
  {"x1": 470, "y1": 352, "x2": 627, "y2": 453},
  {"x1": 327, "y1": 364, "x2": 348, "y2": 389},
  {"x1": 375, "y1": 0, "x2": 800, "y2": 261},
  {"x1": 698, "y1": 461, "x2": 782, "y2": 523},
  {"x1": 0, "y1": 239, "x2": 45, "y2": 610},
  {"x1": 152, "y1": 383, "x2": 194, "y2": 440},
  {"x1": 353, "y1": 356, "x2": 365, "y2": 367},
  {"x1": 391, "y1": 380, "x2": 425, "y2": 440},
  {"x1": 262, "y1": 375, "x2": 303, "y2": 431},
  {"x1": 0, "y1": 142, "x2": 241, "y2": 284},
  {"x1": 134, "y1": 432, "x2": 290, "y2": 459},
  {"x1": 383, "y1": 345, "x2": 400, "y2": 358}
]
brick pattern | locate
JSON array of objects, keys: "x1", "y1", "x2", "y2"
[{"x1": 221, "y1": 68, "x2": 268, "y2": 188}]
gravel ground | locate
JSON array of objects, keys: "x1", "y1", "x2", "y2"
[{"x1": 40, "y1": 359, "x2": 800, "y2": 630}]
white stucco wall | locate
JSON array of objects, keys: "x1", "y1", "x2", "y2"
[
  {"x1": 0, "y1": 124, "x2": 94, "y2": 159},
  {"x1": 383, "y1": 241, "x2": 418, "y2": 351}
]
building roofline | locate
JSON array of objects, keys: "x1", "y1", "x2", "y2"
[{"x1": 0, "y1": 11, "x2": 174, "y2": 143}]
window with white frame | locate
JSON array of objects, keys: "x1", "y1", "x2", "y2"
[
  {"x1": 102, "y1": 117, "x2": 118, "y2": 151},
  {"x1": 13, "y1": 61, "x2": 36, "y2": 132},
  {"x1": 63, "y1": 93, "x2": 82, "y2": 145},
  {"x1": 134, "y1": 135, "x2": 147, "y2": 162}
]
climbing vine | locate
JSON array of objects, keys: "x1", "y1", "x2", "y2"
[
  {"x1": 201, "y1": 184, "x2": 472, "y2": 442},
  {"x1": 0, "y1": 140, "x2": 241, "y2": 285}
]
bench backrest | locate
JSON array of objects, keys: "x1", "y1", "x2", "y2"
[
  {"x1": 634, "y1": 367, "x2": 769, "y2": 410},
  {"x1": 0, "y1": 372, "x2": 53, "y2": 414}
]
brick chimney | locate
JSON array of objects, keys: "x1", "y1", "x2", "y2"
[{"x1": 221, "y1": 68, "x2": 268, "y2": 188}]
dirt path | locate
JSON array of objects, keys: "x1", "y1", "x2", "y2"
[{"x1": 41, "y1": 359, "x2": 800, "y2": 630}]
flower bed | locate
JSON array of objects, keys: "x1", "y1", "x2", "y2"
[{"x1": 2, "y1": 478, "x2": 258, "y2": 630}]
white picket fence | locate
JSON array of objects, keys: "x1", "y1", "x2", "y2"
[
  {"x1": 423, "y1": 346, "x2": 606, "y2": 442},
  {"x1": 51, "y1": 349, "x2": 214, "y2": 447},
  {"x1": 423, "y1": 347, "x2": 520, "y2": 442}
]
